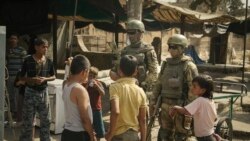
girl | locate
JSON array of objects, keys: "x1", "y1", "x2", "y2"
[{"x1": 169, "y1": 75, "x2": 218, "y2": 141}]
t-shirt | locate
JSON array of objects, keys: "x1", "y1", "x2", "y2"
[
  {"x1": 185, "y1": 97, "x2": 217, "y2": 137},
  {"x1": 6, "y1": 46, "x2": 27, "y2": 76},
  {"x1": 86, "y1": 79, "x2": 103, "y2": 110},
  {"x1": 20, "y1": 55, "x2": 55, "y2": 91},
  {"x1": 63, "y1": 82, "x2": 93, "y2": 132},
  {"x1": 109, "y1": 77, "x2": 147, "y2": 135}
]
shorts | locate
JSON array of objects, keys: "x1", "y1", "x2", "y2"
[
  {"x1": 112, "y1": 129, "x2": 139, "y2": 141},
  {"x1": 196, "y1": 134, "x2": 216, "y2": 141},
  {"x1": 93, "y1": 110, "x2": 105, "y2": 138},
  {"x1": 61, "y1": 129, "x2": 90, "y2": 141}
]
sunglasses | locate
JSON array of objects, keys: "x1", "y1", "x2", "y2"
[
  {"x1": 168, "y1": 45, "x2": 180, "y2": 50},
  {"x1": 127, "y1": 30, "x2": 138, "y2": 35}
]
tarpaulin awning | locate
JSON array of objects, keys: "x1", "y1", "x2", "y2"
[
  {"x1": 227, "y1": 19, "x2": 250, "y2": 35},
  {"x1": 0, "y1": 0, "x2": 50, "y2": 35},
  {"x1": 152, "y1": 0, "x2": 240, "y2": 24},
  {"x1": 49, "y1": 0, "x2": 127, "y2": 23}
]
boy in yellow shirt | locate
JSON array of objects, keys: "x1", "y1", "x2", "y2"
[{"x1": 105, "y1": 55, "x2": 147, "y2": 141}]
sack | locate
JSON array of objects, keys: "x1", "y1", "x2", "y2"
[
  {"x1": 174, "y1": 114, "x2": 193, "y2": 134},
  {"x1": 183, "y1": 115, "x2": 193, "y2": 130}
]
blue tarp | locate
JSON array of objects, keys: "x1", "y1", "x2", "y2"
[{"x1": 185, "y1": 45, "x2": 205, "y2": 65}]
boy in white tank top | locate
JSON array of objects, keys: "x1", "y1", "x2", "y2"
[{"x1": 62, "y1": 55, "x2": 96, "y2": 141}]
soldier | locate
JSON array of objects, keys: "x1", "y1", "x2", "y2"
[
  {"x1": 109, "y1": 19, "x2": 158, "y2": 92},
  {"x1": 150, "y1": 34, "x2": 199, "y2": 141}
]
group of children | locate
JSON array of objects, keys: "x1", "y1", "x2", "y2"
[
  {"x1": 62, "y1": 54, "x2": 220, "y2": 141},
  {"x1": 62, "y1": 55, "x2": 105, "y2": 141}
]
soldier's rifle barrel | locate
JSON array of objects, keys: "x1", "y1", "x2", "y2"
[{"x1": 146, "y1": 95, "x2": 162, "y2": 141}]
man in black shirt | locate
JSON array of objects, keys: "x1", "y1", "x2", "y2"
[{"x1": 19, "y1": 38, "x2": 55, "y2": 141}]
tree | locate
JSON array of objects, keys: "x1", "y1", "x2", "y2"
[
  {"x1": 189, "y1": 0, "x2": 221, "y2": 13},
  {"x1": 227, "y1": 0, "x2": 244, "y2": 15},
  {"x1": 189, "y1": 0, "x2": 243, "y2": 14}
]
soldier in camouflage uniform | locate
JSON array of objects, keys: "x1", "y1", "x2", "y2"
[
  {"x1": 109, "y1": 19, "x2": 158, "y2": 92},
  {"x1": 19, "y1": 38, "x2": 55, "y2": 141},
  {"x1": 150, "y1": 34, "x2": 198, "y2": 141}
]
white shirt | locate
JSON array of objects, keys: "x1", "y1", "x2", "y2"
[
  {"x1": 185, "y1": 97, "x2": 217, "y2": 137},
  {"x1": 62, "y1": 82, "x2": 93, "y2": 132}
]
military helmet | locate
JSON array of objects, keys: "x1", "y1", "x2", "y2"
[
  {"x1": 127, "y1": 19, "x2": 145, "y2": 32},
  {"x1": 167, "y1": 34, "x2": 188, "y2": 48}
]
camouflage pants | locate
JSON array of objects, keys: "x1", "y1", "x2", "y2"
[
  {"x1": 158, "y1": 98, "x2": 191, "y2": 141},
  {"x1": 19, "y1": 87, "x2": 50, "y2": 141}
]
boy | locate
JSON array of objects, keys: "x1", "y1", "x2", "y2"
[
  {"x1": 83, "y1": 66, "x2": 105, "y2": 141},
  {"x1": 19, "y1": 38, "x2": 55, "y2": 141},
  {"x1": 105, "y1": 55, "x2": 147, "y2": 141},
  {"x1": 62, "y1": 55, "x2": 96, "y2": 141}
]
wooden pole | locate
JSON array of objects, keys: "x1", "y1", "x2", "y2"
[
  {"x1": 127, "y1": 0, "x2": 143, "y2": 20},
  {"x1": 242, "y1": 0, "x2": 248, "y2": 83},
  {"x1": 115, "y1": 15, "x2": 119, "y2": 48},
  {"x1": 52, "y1": 2, "x2": 57, "y2": 76}
]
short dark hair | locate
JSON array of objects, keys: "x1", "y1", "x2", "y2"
[
  {"x1": 34, "y1": 38, "x2": 48, "y2": 46},
  {"x1": 192, "y1": 75, "x2": 214, "y2": 99},
  {"x1": 70, "y1": 55, "x2": 91, "y2": 75},
  {"x1": 119, "y1": 55, "x2": 138, "y2": 76},
  {"x1": 8, "y1": 32, "x2": 19, "y2": 39}
]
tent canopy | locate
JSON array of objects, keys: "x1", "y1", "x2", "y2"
[
  {"x1": 152, "y1": 0, "x2": 240, "y2": 24},
  {"x1": 0, "y1": 0, "x2": 249, "y2": 34},
  {"x1": 48, "y1": 0, "x2": 126, "y2": 22}
]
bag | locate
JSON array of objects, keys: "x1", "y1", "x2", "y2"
[{"x1": 183, "y1": 115, "x2": 193, "y2": 130}]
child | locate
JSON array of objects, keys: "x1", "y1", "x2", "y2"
[
  {"x1": 105, "y1": 55, "x2": 147, "y2": 141},
  {"x1": 62, "y1": 55, "x2": 96, "y2": 141},
  {"x1": 82, "y1": 66, "x2": 105, "y2": 141},
  {"x1": 169, "y1": 75, "x2": 217, "y2": 141}
]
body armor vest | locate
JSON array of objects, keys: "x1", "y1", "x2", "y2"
[
  {"x1": 121, "y1": 43, "x2": 153, "y2": 83},
  {"x1": 160, "y1": 57, "x2": 191, "y2": 99}
]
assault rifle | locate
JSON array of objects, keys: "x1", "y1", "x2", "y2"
[{"x1": 146, "y1": 95, "x2": 162, "y2": 141}]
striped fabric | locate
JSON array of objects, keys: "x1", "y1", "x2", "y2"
[{"x1": 6, "y1": 46, "x2": 27, "y2": 76}]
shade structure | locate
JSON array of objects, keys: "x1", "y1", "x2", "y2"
[
  {"x1": 49, "y1": 0, "x2": 126, "y2": 23},
  {"x1": 152, "y1": 0, "x2": 240, "y2": 24}
]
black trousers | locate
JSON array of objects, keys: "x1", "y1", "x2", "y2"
[
  {"x1": 61, "y1": 129, "x2": 90, "y2": 141},
  {"x1": 196, "y1": 134, "x2": 216, "y2": 141}
]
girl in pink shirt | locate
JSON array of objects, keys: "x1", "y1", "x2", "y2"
[{"x1": 169, "y1": 75, "x2": 219, "y2": 141}]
